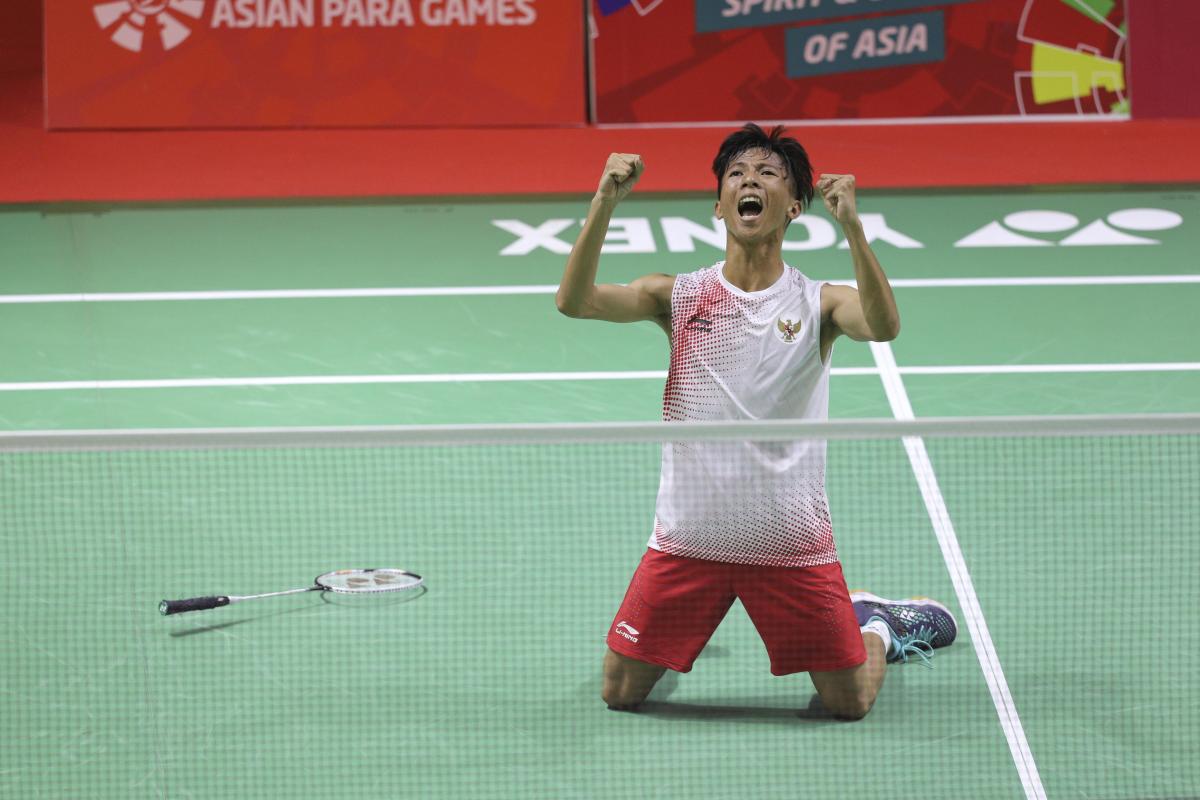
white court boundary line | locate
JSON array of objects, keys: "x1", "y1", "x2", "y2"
[
  {"x1": 1, "y1": 362, "x2": 1196, "y2": 392},
  {"x1": 0, "y1": 371, "x2": 670, "y2": 392},
  {"x1": 0, "y1": 286, "x2": 563, "y2": 304},
  {"x1": 871, "y1": 341, "x2": 1046, "y2": 800},
  {"x1": 1, "y1": 274, "x2": 1199, "y2": 303},
  {"x1": 900, "y1": 362, "x2": 1200, "y2": 375}
]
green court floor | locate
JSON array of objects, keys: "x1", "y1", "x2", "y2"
[{"x1": 2, "y1": 187, "x2": 1198, "y2": 799}]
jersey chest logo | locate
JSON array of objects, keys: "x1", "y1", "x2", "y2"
[{"x1": 775, "y1": 315, "x2": 802, "y2": 343}]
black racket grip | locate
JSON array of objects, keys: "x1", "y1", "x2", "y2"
[{"x1": 159, "y1": 596, "x2": 230, "y2": 615}]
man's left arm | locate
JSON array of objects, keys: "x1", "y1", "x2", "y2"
[{"x1": 818, "y1": 173, "x2": 900, "y2": 342}]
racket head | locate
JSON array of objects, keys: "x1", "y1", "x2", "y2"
[{"x1": 315, "y1": 568, "x2": 423, "y2": 594}]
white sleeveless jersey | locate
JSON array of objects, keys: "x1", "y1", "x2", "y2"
[{"x1": 649, "y1": 262, "x2": 837, "y2": 567}]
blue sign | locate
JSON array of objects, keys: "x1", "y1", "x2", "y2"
[
  {"x1": 598, "y1": 0, "x2": 633, "y2": 15},
  {"x1": 785, "y1": 11, "x2": 945, "y2": 77},
  {"x1": 696, "y1": 0, "x2": 977, "y2": 34}
]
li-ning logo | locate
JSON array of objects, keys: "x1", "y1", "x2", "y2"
[
  {"x1": 93, "y1": 1, "x2": 206, "y2": 53},
  {"x1": 684, "y1": 315, "x2": 713, "y2": 332},
  {"x1": 776, "y1": 317, "x2": 801, "y2": 343},
  {"x1": 614, "y1": 621, "x2": 640, "y2": 643}
]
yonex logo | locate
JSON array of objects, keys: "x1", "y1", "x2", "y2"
[
  {"x1": 494, "y1": 208, "x2": 1185, "y2": 255},
  {"x1": 955, "y1": 208, "x2": 1183, "y2": 248},
  {"x1": 93, "y1": 0, "x2": 206, "y2": 53},
  {"x1": 614, "y1": 621, "x2": 640, "y2": 643}
]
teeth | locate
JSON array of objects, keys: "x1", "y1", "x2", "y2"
[{"x1": 738, "y1": 196, "x2": 762, "y2": 213}]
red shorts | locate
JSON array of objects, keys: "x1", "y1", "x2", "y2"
[{"x1": 607, "y1": 548, "x2": 866, "y2": 676}]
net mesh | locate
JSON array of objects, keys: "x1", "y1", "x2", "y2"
[{"x1": 2, "y1": 417, "x2": 1198, "y2": 799}]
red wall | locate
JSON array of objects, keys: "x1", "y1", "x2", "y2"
[
  {"x1": 7, "y1": 1, "x2": 1199, "y2": 118},
  {"x1": 1128, "y1": 0, "x2": 1200, "y2": 118},
  {"x1": 43, "y1": 2, "x2": 585, "y2": 129},
  {"x1": 0, "y1": 0, "x2": 41, "y2": 74}
]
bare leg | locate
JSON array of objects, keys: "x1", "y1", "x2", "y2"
[
  {"x1": 602, "y1": 648, "x2": 668, "y2": 711},
  {"x1": 807, "y1": 631, "x2": 888, "y2": 721}
]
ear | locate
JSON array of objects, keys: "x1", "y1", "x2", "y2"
[
  {"x1": 787, "y1": 199, "x2": 803, "y2": 220},
  {"x1": 714, "y1": 200, "x2": 724, "y2": 221}
]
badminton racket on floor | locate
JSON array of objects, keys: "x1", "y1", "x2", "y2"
[{"x1": 159, "y1": 568, "x2": 424, "y2": 615}]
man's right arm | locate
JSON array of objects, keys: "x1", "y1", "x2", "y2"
[{"x1": 555, "y1": 153, "x2": 673, "y2": 324}]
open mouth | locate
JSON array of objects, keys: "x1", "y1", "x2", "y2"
[{"x1": 737, "y1": 196, "x2": 764, "y2": 219}]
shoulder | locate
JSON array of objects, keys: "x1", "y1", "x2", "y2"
[
  {"x1": 628, "y1": 272, "x2": 676, "y2": 300},
  {"x1": 782, "y1": 268, "x2": 829, "y2": 310},
  {"x1": 678, "y1": 262, "x2": 724, "y2": 290},
  {"x1": 820, "y1": 281, "x2": 857, "y2": 315},
  {"x1": 643, "y1": 262, "x2": 723, "y2": 296},
  {"x1": 626, "y1": 273, "x2": 676, "y2": 320},
  {"x1": 816, "y1": 281, "x2": 864, "y2": 326}
]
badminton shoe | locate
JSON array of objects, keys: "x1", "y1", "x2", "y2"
[{"x1": 851, "y1": 591, "x2": 958, "y2": 666}]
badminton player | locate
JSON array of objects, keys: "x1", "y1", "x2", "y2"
[{"x1": 555, "y1": 124, "x2": 958, "y2": 720}]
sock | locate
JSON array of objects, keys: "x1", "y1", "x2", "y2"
[{"x1": 861, "y1": 618, "x2": 893, "y2": 657}]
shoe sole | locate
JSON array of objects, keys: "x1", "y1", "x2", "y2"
[{"x1": 849, "y1": 590, "x2": 960, "y2": 634}]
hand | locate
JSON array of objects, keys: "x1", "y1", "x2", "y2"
[
  {"x1": 817, "y1": 173, "x2": 859, "y2": 227},
  {"x1": 596, "y1": 153, "x2": 644, "y2": 205}
]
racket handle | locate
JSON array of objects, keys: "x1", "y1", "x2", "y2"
[{"x1": 159, "y1": 595, "x2": 231, "y2": 615}]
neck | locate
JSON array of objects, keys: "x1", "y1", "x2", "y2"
[{"x1": 722, "y1": 237, "x2": 785, "y2": 292}]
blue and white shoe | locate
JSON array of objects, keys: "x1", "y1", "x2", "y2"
[{"x1": 851, "y1": 591, "x2": 958, "y2": 666}]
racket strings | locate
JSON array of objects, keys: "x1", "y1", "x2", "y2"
[{"x1": 318, "y1": 569, "x2": 422, "y2": 593}]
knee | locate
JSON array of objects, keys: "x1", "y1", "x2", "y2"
[
  {"x1": 601, "y1": 649, "x2": 663, "y2": 711},
  {"x1": 828, "y1": 692, "x2": 875, "y2": 721},
  {"x1": 601, "y1": 683, "x2": 649, "y2": 711}
]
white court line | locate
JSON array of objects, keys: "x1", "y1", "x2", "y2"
[
  {"x1": 882, "y1": 275, "x2": 1200, "y2": 288},
  {"x1": 870, "y1": 341, "x2": 1046, "y2": 800},
  {"x1": 0, "y1": 286, "x2": 562, "y2": 304},
  {"x1": 2, "y1": 362, "x2": 1196, "y2": 392},
  {"x1": 0, "y1": 371, "x2": 670, "y2": 392},
  {"x1": 1, "y1": 275, "x2": 1198, "y2": 303},
  {"x1": 900, "y1": 362, "x2": 1200, "y2": 375}
]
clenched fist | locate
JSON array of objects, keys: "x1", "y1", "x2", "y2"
[
  {"x1": 596, "y1": 153, "x2": 644, "y2": 205},
  {"x1": 817, "y1": 173, "x2": 859, "y2": 227}
]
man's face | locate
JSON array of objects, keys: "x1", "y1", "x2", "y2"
[{"x1": 715, "y1": 148, "x2": 802, "y2": 242}]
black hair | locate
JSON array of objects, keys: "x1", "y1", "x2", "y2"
[{"x1": 712, "y1": 123, "x2": 814, "y2": 210}]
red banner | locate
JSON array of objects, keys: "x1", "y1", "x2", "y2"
[
  {"x1": 46, "y1": 0, "x2": 584, "y2": 128},
  {"x1": 592, "y1": 0, "x2": 1128, "y2": 122}
]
